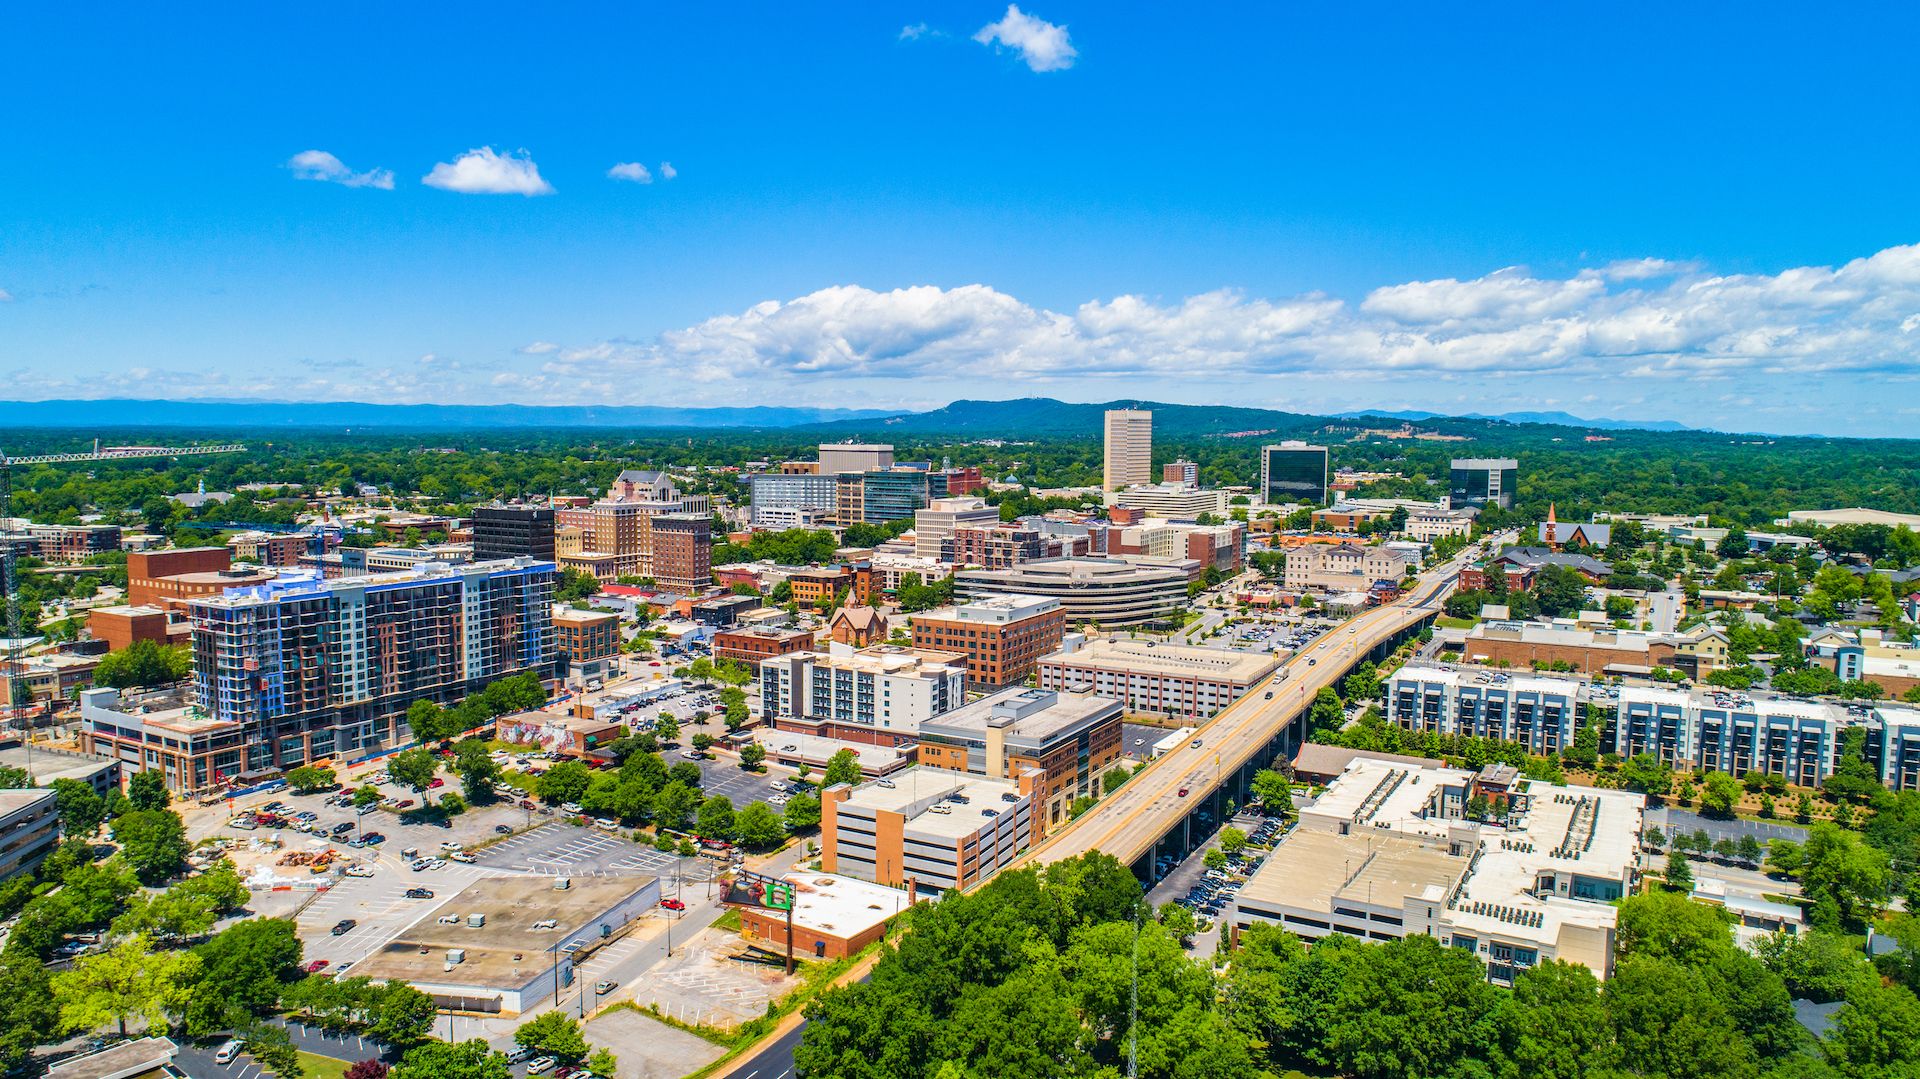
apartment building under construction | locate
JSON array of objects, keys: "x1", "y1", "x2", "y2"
[{"x1": 187, "y1": 557, "x2": 557, "y2": 772}]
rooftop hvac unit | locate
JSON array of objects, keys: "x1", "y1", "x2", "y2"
[
  {"x1": 553, "y1": 878, "x2": 571, "y2": 890},
  {"x1": 445, "y1": 948, "x2": 466, "y2": 970}
]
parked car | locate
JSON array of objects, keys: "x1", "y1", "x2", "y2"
[
  {"x1": 404, "y1": 887, "x2": 435, "y2": 899},
  {"x1": 214, "y1": 1039, "x2": 244, "y2": 1065},
  {"x1": 495, "y1": 824, "x2": 513, "y2": 834},
  {"x1": 331, "y1": 919, "x2": 357, "y2": 936},
  {"x1": 661, "y1": 898, "x2": 686, "y2": 912},
  {"x1": 526, "y1": 1057, "x2": 557, "y2": 1075},
  {"x1": 303, "y1": 959, "x2": 330, "y2": 973},
  {"x1": 594, "y1": 979, "x2": 618, "y2": 994}
]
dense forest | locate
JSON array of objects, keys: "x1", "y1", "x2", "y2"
[
  {"x1": 5, "y1": 404, "x2": 1920, "y2": 530},
  {"x1": 794, "y1": 852, "x2": 1920, "y2": 1079}
]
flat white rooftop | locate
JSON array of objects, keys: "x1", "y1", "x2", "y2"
[{"x1": 1045, "y1": 636, "x2": 1280, "y2": 684}]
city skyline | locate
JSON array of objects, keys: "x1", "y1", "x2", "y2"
[{"x1": 5, "y1": 5, "x2": 1920, "y2": 436}]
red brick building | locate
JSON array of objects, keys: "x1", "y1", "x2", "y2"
[{"x1": 714, "y1": 626, "x2": 817, "y2": 671}]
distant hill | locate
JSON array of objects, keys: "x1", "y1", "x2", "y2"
[
  {"x1": 0, "y1": 399, "x2": 896, "y2": 430},
  {"x1": 1334, "y1": 408, "x2": 1692, "y2": 432},
  {"x1": 806, "y1": 398, "x2": 1331, "y2": 438}
]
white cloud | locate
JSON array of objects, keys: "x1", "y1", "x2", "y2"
[
  {"x1": 519, "y1": 243, "x2": 1920, "y2": 396},
  {"x1": 607, "y1": 162, "x2": 652, "y2": 184},
  {"x1": 1599, "y1": 257, "x2": 1700, "y2": 281},
  {"x1": 974, "y1": 5, "x2": 1076, "y2": 72},
  {"x1": 660, "y1": 162, "x2": 677, "y2": 180},
  {"x1": 516, "y1": 341, "x2": 560, "y2": 355},
  {"x1": 0, "y1": 288, "x2": 12, "y2": 303},
  {"x1": 286, "y1": 150, "x2": 395, "y2": 190},
  {"x1": 422, "y1": 147, "x2": 554, "y2": 196},
  {"x1": 900, "y1": 23, "x2": 931, "y2": 40}
]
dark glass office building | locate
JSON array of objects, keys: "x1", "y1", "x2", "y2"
[
  {"x1": 1261, "y1": 442, "x2": 1329, "y2": 505},
  {"x1": 472, "y1": 505, "x2": 557, "y2": 562},
  {"x1": 1449, "y1": 458, "x2": 1519, "y2": 510}
]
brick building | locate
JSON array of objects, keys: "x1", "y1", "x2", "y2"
[
  {"x1": 553, "y1": 608, "x2": 620, "y2": 664},
  {"x1": 713, "y1": 626, "x2": 816, "y2": 671},
  {"x1": 909, "y1": 594, "x2": 1066, "y2": 687}
]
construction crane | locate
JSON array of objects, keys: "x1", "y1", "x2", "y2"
[{"x1": 1, "y1": 440, "x2": 247, "y2": 739}]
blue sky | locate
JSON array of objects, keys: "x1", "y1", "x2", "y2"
[{"x1": 3, "y1": 3, "x2": 1919, "y2": 435}]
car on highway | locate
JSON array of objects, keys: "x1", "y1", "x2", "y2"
[
  {"x1": 1177, "y1": 787, "x2": 1190, "y2": 798},
  {"x1": 331, "y1": 919, "x2": 357, "y2": 936}
]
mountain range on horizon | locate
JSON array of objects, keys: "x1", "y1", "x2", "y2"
[{"x1": 0, "y1": 395, "x2": 1719, "y2": 439}]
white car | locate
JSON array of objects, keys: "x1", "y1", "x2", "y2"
[
  {"x1": 439, "y1": 840, "x2": 464, "y2": 851},
  {"x1": 213, "y1": 1039, "x2": 244, "y2": 1065},
  {"x1": 344, "y1": 865, "x2": 375, "y2": 878},
  {"x1": 526, "y1": 1056, "x2": 556, "y2": 1075},
  {"x1": 449, "y1": 851, "x2": 476, "y2": 863},
  {"x1": 561, "y1": 802, "x2": 583, "y2": 814}
]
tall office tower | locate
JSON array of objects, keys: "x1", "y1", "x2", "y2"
[
  {"x1": 1103, "y1": 409, "x2": 1153, "y2": 490},
  {"x1": 1450, "y1": 457, "x2": 1520, "y2": 510},
  {"x1": 1260, "y1": 441, "x2": 1330, "y2": 505},
  {"x1": 188, "y1": 557, "x2": 557, "y2": 771},
  {"x1": 472, "y1": 504, "x2": 556, "y2": 562}
]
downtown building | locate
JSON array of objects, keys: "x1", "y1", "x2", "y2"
[
  {"x1": 1038, "y1": 636, "x2": 1278, "y2": 719},
  {"x1": 1387, "y1": 665, "x2": 1581, "y2": 756},
  {"x1": 917, "y1": 686, "x2": 1124, "y2": 830},
  {"x1": 909, "y1": 594, "x2": 1067, "y2": 688},
  {"x1": 954, "y1": 557, "x2": 1191, "y2": 627},
  {"x1": 1451, "y1": 458, "x2": 1520, "y2": 510},
  {"x1": 183, "y1": 558, "x2": 557, "y2": 774},
  {"x1": 1260, "y1": 441, "x2": 1330, "y2": 506},
  {"x1": 1103, "y1": 409, "x2": 1153, "y2": 489},
  {"x1": 471, "y1": 504, "x2": 557, "y2": 562},
  {"x1": 759, "y1": 643, "x2": 969, "y2": 745}
]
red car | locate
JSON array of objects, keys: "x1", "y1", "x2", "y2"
[
  {"x1": 1177, "y1": 787, "x2": 1190, "y2": 798},
  {"x1": 429, "y1": 778, "x2": 445, "y2": 789},
  {"x1": 661, "y1": 898, "x2": 687, "y2": 912},
  {"x1": 303, "y1": 959, "x2": 330, "y2": 973},
  {"x1": 395, "y1": 799, "x2": 415, "y2": 809}
]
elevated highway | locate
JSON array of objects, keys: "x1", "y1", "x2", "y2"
[{"x1": 1025, "y1": 549, "x2": 1472, "y2": 880}]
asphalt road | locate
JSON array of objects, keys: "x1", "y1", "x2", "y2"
[{"x1": 1028, "y1": 547, "x2": 1472, "y2": 869}]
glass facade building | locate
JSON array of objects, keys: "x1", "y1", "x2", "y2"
[
  {"x1": 1260, "y1": 442, "x2": 1329, "y2": 505},
  {"x1": 1450, "y1": 458, "x2": 1519, "y2": 510}
]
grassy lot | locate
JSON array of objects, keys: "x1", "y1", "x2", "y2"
[
  {"x1": 293, "y1": 1050, "x2": 353, "y2": 1078},
  {"x1": 1434, "y1": 615, "x2": 1477, "y2": 630}
]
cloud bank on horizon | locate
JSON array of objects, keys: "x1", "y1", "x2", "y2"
[
  {"x1": 9, "y1": 243, "x2": 1920, "y2": 435},
  {"x1": 499, "y1": 242, "x2": 1920, "y2": 392}
]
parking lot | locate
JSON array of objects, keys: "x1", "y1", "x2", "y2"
[
  {"x1": 1148, "y1": 811, "x2": 1287, "y2": 952},
  {"x1": 475, "y1": 822, "x2": 680, "y2": 877},
  {"x1": 295, "y1": 856, "x2": 509, "y2": 971}
]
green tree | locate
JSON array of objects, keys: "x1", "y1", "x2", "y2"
[
  {"x1": 90, "y1": 640, "x2": 190, "y2": 689},
  {"x1": 652, "y1": 780, "x2": 698, "y2": 832},
  {"x1": 515, "y1": 1009, "x2": 590, "y2": 1062},
  {"x1": 653, "y1": 715, "x2": 680, "y2": 744},
  {"x1": 352, "y1": 784, "x2": 383, "y2": 809},
  {"x1": 453, "y1": 740, "x2": 500, "y2": 803},
  {"x1": 536, "y1": 761, "x2": 593, "y2": 805},
  {"x1": 1665, "y1": 849, "x2": 1694, "y2": 891},
  {"x1": 110, "y1": 809, "x2": 189, "y2": 884},
  {"x1": 1249, "y1": 769, "x2": 1293, "y2": 816},
  {"x1": 734, "y1": 801, "x2": 786, "y2": 849},
  {"x1": 739, "y1": 742, "x2": 767, "y2": 770},
  {"x1": 1700, "y1": 770, "x2": 1743, "y2": 818},
  {"x1": 0, "y1": 953, "x2": 57, "y2": 1075},
  {"x1": 1499, "y1": 959, "x2": 1618, "y2": 1078},
  {"x1": 236, "y1": 1020, "x2": 303, "y2": 1078},
  {"x1": 824, "y1": 748, "x2": 862, "y2": 788},
  {"x1": 392, "y1": 1039, "x2": 512, "y2": 1079},
  {"x1": 1618, "y1": 753, "x2": 1675, "y2": 797},
  {"x1": 1822, "y1": 980, "x2": 1920, "y2": 1079},
  {"x1": 585, "y1": 1048, "x2": 618, "y2": 1076},
  {"x1": 1159, "y1": 902, "x2": 1197, "y2": 945},
  {"x1": 51, "y1": 933, "x2": 198, "y2": 1038},
  {"x1": 125, "y1": 770, "x2": 171, "y2": 812},
  {"x1": 1218, "y1": 826, "x2": 1247, "y2": 855},
  {"x1": 50, "y1": 778, "x2": 106, "y2": 837},
  {"x1": 388, "y1": 747, "x2": 439, "y2": 794},
  {"x1": 181, "y1": 916, "x2": 303, "y2": 1035},
  {"x1": 406, "y1": 699, "x2": 447, "y2": 744},
  {"x1": 696, "y1": 794, "x2": 736, "y2": 840},
  {"x1": 783, "y1": 792, "x2": 821, "y2": 832},
  {"x1": 286, "y1": 765, "x2": 338, "y2": 794},
  {"x1": 366, "y1": 981, "x2": 438, "y2": 1047},
  {"x1": 1532, "y1": 564, "x2": 1591, "y2": 618},
  {"x1": 1801, "y1": 823, "x2": 1890, "y2": 931}
]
